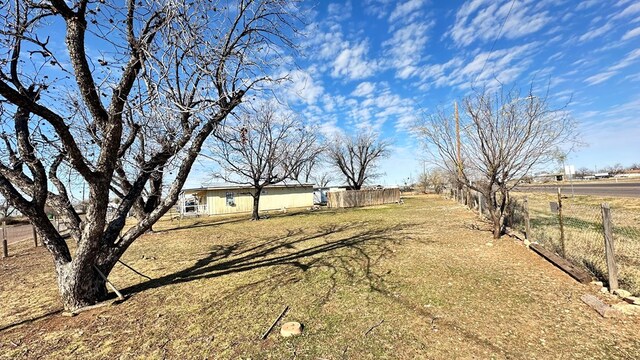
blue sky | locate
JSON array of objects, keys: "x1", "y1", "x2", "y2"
[{"x1": 239, "y1": 0, "x2": 640, "y2": 186}]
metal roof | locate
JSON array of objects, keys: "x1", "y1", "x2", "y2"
[{"x1": 182, "y1": 182, "x2": 314, "y2": 192}]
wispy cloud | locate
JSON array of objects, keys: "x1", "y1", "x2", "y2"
[
  {"x1": 285, "y1": 69, "x2": 325, "y2": 105},
  {"x1": 584, "y1": 71, "x2": 616, "y2": 85},
  {"x1": 585, "y1": 48, "x2": 640, "y2": 85},
  {"x1": 578, "y1": 22, "x2": 613, "y2": 42},
  {"x1": 448, "y1": 0, "x2": 551, "y2": 47},
  {"x1": 331, "y1": 40, "x2": 379, "y2": 80},
  {"x1": 388, "y1": 0, "x2": 426, "y2": 24},
  {"x1": 621, "y1": 26, "x2": 640, "y2": 41},
  {"x1": 419, "y1": 43, "x2": 539, "y2": 91},
  {"x1": 613, "y1": 2, "x2": 640, "y2": 20},
  {"x1": 351, "y1": 82, "x2": 376, "y2": 97},
  {"x1": 383, "y1": 20, "x2": 434, "y2": 79}
]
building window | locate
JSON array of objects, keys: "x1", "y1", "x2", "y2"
[{"x1": 226, "y1": 192, "x2": 235, "y2": 206}]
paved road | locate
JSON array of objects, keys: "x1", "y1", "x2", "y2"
[{"x1": 516, "y1": 182, "x2": 640, "y2": 198}]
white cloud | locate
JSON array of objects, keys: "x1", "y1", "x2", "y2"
[
  {"x1": 585, "y1": 48, "x2": 640, "y2": 85},
  {"x1": 576, "y1": 0, "x2": 599, "y2": 11},
  {"x1": 331, "y1": 41, "x2": 378, "y2": 80},
  {"x1": 327, "y1": 1, "x2": 352, "y2": 21},
  {"x1": 352, "y1": 82, "x2": 376, "y2": 97},
  {"x1": 286, "y1": 69, "x2": 325, "y2": 105},
  {"x1": 448, "y1": 0, "x2": 551, "y2": 47},
  {"x1": 584, "y1": 71, "x2": 616, "y2": 85},
  {"x1": 609, "y1": 48, "x2": 640, "y2": 71},
  {"x1": 621, "y1": 26, "x2": 640, "y2": 41},
  {"x1": 578, "y1": 22, "x2": 613, "y2": 42},
  {"x1": 613, "y1": 2, "x2": 640, "y2": 19},
  {"x1": 363, "y1": 0, "x2": 394, "y2": 19},
  {"x1": 388, "y1": 0, "x2": 426, "y2": 24},
  {"x1": 419, "y1": 43, "x2": 538, "y2": 91},
  {"x1": 383, "y1": 20, "x2": 433, "y2": 79}
]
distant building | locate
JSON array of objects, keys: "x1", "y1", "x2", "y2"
[
  {"x1": 532, "y1": 173, "x2": 564, "y2": 182},
  {"x1": 179, "y1": 183, "x2": 314, "y2": 216}
]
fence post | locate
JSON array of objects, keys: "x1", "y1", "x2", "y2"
[
  {"x1": 2, "y1": 219, "x2": 7, "y2": 258},
  {"x1": 601, "y1": 203, "x2": 619, "y2": 292},
  {"x1": 557, "y1": 188, "x2": 565, "y2": 258},
  {"x1": 523, "y1": 196, "x2": 531, "y2": 240},
  {"x1": 32, "y1": 224, "x2": 38, "y2": 247},
  {"x1": 477, "y1": 191, "x2": 482, "y2": 217}
]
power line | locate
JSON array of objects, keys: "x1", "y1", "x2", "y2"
[{"x1": 472, "y1": 0, "x2": 518, "y2": 87}]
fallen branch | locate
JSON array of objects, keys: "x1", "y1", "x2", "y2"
[
  {"x1": 118, "y1": 260, "x2": 152, "y2": 280},
  {"x1": 261, "y1": 305, "x2": 289, "y2": 340},
  {"x1": 94, "y1": 265, "x2": 125, "y2": 300},
  {"x1": 364, "y1": 319, "x2": 384, "y2": 336}
]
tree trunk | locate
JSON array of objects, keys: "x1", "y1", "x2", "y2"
[
  {"x1": 252, "y1": 190, "x2": 261, "y2": 220},
  {"x1": 55, "y1": 261, "x2": 109, "y2": 311}
]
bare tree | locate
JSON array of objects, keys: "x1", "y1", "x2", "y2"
[
  {"x1": 310, "y1": 170, "x2": 334, "y2": 187},
  {"x1": 0, "y1": 0, "x2": 300, "y2": 310},
  {"x1": 207, "y1": 103, "x2": 320, "y2": 220},
  {"x1": 0, "y1": 196, "x2": 15, "y2": 220},
  {"x1": 418, "y1": 168, "x2": 448, "y2": 194},
  {"x1": 327, "y1": 131, "x2": 389, "y2": 190},
  {"x1": 418, "y1": 87, "x2": 577, "y2": 238}
]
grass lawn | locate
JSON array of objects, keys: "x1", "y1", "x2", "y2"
[{"x1": 1, "y1": 195, "x2": 639, "y2": 359}]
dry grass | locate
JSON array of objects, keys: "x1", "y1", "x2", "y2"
[
  {"x1": 511, "y1": 192, "x2": 640, "y2": 296},
  {"x1": 1, "y1": 195, "x2": 640, "y2": 359}
]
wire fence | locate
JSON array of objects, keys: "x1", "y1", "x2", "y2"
[{"x1": 446, "y1": 185, "x2": 640, "y2": 296}]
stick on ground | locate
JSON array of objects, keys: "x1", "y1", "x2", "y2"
[
  {"x1": 118, "y1": 260, "x2": 152, "y2": 280},
  {"x1": 94, "y1": 265, "x2": 125, "y2": 300},
  {"x1": 261, "y1": 305, "x2": 289, "y2": 340},
  {"x1": 364, "y1": 319, "x2": 384, "y2": 336}
]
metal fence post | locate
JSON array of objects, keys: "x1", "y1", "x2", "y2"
[
  {"x1": 601, "y1": 203, "x2": 619, "y2": 292},
  {"x1": 524, "y1": 196, "x2": 531, "y2": 240},
  {"x1": 557, "y1": 188, "x2": 565, "y2": 258}
]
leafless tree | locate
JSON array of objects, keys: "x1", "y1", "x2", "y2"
[
  {"x1": 417, "y1": 168, "x2": 449, "y2": 194},
  {"x1": 310, "y1": 170, "x2": 334, "y2": 187},
  {"x1": 0, "y1": 0, "x2": 301, "y2": 310},
  {"x1": 0, "y1": 196, "x2": 16, "y2": 220},
  {"x1": 327, "y1": 131, "x2": 389, "y2": 190},
  {"x1": 418, "y1": 87, "x2": 577, "y2": 238},
  {"x1": 207, "y1": 103, "x2": 320, "y2": 220}
]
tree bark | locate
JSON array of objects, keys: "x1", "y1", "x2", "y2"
[
  {"x1": 56, "y1": 261, "x2": 109, "y2": 310},
  {"x1": 252, "y1": 190, "x2": 261, "y2": 221}
]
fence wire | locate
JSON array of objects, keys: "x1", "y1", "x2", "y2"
[
  {"x1": 447, "y1": 187, "x2": 640, "y2": 296},
  {"x1": 611, "y1": 208, "x2": 640, "y2": 296}
]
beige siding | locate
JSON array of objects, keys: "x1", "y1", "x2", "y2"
[{"x1": 203, "y1": 186, "x2": 313, "y2": 215}]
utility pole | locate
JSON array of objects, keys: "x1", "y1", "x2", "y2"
[{"x1": 455, "y1": 101, "x2": 462, "y2": 182}]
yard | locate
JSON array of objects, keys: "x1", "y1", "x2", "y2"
[{"x1": 1, "y1": 195, "x2": 639, "y2": 359}]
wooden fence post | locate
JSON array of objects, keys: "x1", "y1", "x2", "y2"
[
  {"x1": 557, "y1": 188, "x2": 565, "y2": 258},
  {"x1": 524, "y1": 196, "x2": 531, "y2": 240},
  {"x1": 32, "y1": 224, "x2": 38, "y2": 247},
  {"x1": 601, "y1": 203, "x2": 618, "y2": 292}
]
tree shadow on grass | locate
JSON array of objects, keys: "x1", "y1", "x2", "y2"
[
  {"x1": 0, "y1": 309, "x2": 63, "y2": 333},
  {"x1": 121, "y1": 222, "x2": 419, "y2": 301}
]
